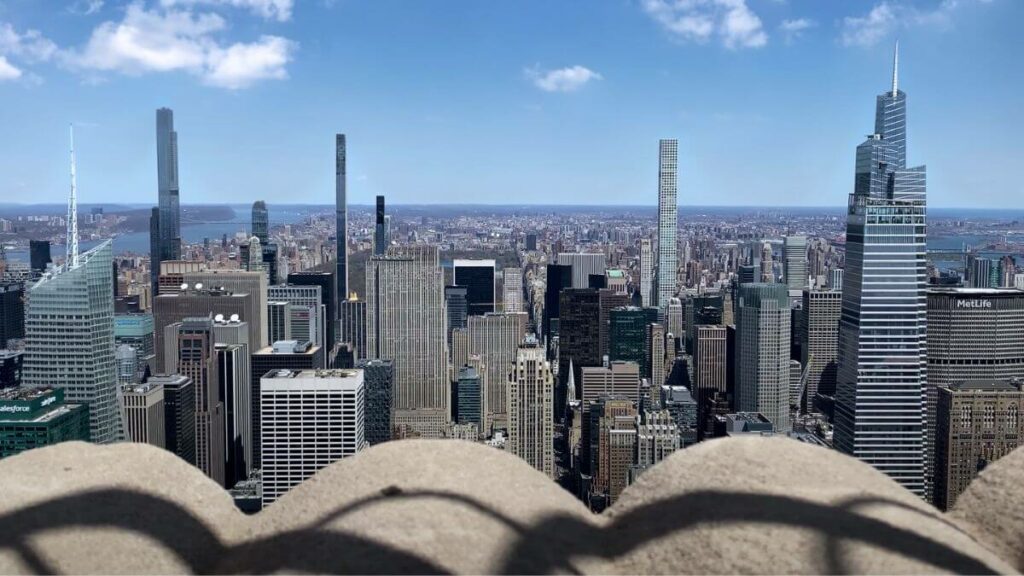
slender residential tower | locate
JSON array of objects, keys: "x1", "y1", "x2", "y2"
[
  {"x1": 657, "y1": 139, "x2": 678, "y2": 316},
  {"x1": 335, "y1": 134, "x2": 348, "y2": 311},
  {"x1": 151, "y1": 108, "x2": 181, "y2": 294},
  {"x1": 374, "y1": 195, "x2": 387, "y2": 256},
  {"x1": 834, "y1": 43, "x2": 928, "y2": 497}
]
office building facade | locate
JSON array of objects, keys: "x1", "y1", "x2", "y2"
[
  {"x1": 357, "y1": 358, "x2": 394, "y2": 445},
  {"x1": 0, "y1": 387, "x2": 90, "y2": 459},
  {"x1": 23, "y1": 241, "x2": 123, "y2": 444},
  {"x1": 122, "y1": 382, "x2": 166, "y2": 448},
  {"x1": 503, "y1": 267, "x2": 523, "y2": 313},
  {"x1": 453, "y1": 259, "x2": 496, "y2": 316},
  {"x1": 783, "y1": 235, "x2": 808, "y2": 291},
  {"x1": 835, "y1": 46, "x2": 929, "y2": 497},
  {"x1": 800, "y1": 289, "x2": 842, "y2": 409},
  {"x1": 935, "y1": 380, "x2": 1024, "y2": 511},
  {"x1": 149, "y1": 373, "x2": 195, "y2": 465},
  {"x1": 657, "y1": 139, "x2": 679, "y2": 312},
  {"x1": 367, "y1": 246, "x2": 448, "y2": 438},
  {"x1": 507, "y1": 340, "x2": 554, "y2": 479},
  {"x1": 260, "y1": 369, "x2": 364, "y2": 505},
  {"x1": 736, "y1": 283, "x2": 792, "y2": 433}
]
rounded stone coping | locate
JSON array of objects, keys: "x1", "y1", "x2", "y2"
[
  {"x1": 950, "y1": 444, "x2": 1024, "y2": 572},
  {"x1": 0, "y1": 437, "x2": 1017, "y2": 574}
]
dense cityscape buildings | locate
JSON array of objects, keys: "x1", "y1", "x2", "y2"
[{"x1": 0, "y1": 43, "x2": 1022, "y2": 524}]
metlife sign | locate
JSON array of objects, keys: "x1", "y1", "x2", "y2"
[{"x1": 956, "y1": 299, "x2": 993, "y2": 309}]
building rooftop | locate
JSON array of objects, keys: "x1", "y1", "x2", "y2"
[{"x1": 948, "y1": 379, "x2": 1024, "y2": 393}]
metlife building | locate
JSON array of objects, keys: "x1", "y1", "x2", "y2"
[
  {"x1": 924, "y1": 287, "x2": 1024, "y2": 501},
  {"x1": 0, "y1": 387, "x2": 90, "y2": 459}
]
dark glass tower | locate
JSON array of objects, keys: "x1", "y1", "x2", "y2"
[
  {"x1": 335, "y1": 134, "x2": 348, "y2": 308},
  {"x1": 29, "y1": 240, "x2": 51, "y2": 274},
  {"x1": 834, "y1": 43, "x2": 928, "y2": 498},
  {"x1": 543, "y1": 264, "x2": 572, "y2": 341},
  {"x1": 453, "y1": 260, "x2": 496, "y2": 317},
  {"x1": 151, "y1": 108, "x2": 181, "y2": 295},
  {"x1": 252, "y1": 201, "x2": 269, "y2": 245},
  {"x1": 374, "y1": 195, "x2": 387, "y2": 256}
]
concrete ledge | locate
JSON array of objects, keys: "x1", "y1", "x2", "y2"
[
  {"x1": 950, "y1": 445, "x2": 1024, "y2": 572},
  {"x1": 0, "y1": 438, "x2": 1016, "y2": 574}
]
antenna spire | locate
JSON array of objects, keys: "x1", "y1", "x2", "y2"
[
  {"x1": 67, "y1": 124, "x2": 79, "y2": 268},
  {"x1": 891, "y1": 39, "x2": 899, "y2": 97}
]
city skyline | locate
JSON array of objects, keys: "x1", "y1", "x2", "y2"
[{"x1": 0, "y1": 1, "x2": 1019, "y2": 208}]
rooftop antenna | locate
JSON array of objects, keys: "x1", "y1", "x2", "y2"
[
  {"x1": 67, "y1": 124, "x2": 79, "y2": 268},
  {"x1": 891, "y1": 39, "x2": 899, "y2": 98}
]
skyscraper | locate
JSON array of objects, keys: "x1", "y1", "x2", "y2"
[
  {"x1": 639, "y1": 239, "x2": 653, "y2": 307},
  {"x1": 0, "y1": 282, "x2": 24, "y2": 346},
  {"x1": 456, "y1": 365, "x2": 482, "y2": 428},
  {"x1": 260, "y1": 369, "x2": 364, "y2": 505},
  {"x1": 152, "y1": 108, "x2": 181, "y2": 295},
  {"x1": 29, "y1": 240, "x2": 51, "y2": 274},
  {"x1": 24, "y1": 241, "x2": 124, "y2": 444},
  {"x1": 558, "y1": 288, "x2": 602, "y2": 414},
  {"x1": 367, "y1": 246, "x2": 448, "y2": 438},
  {"x1": 558, "y1": 253, "x2": 607, "y2": 290},
  {"x1": 122, "y1": 382, "x2": 166, "y2": 448},
  {"x1": 374, "y1": 195, "x2": 388, "y2": 256},
  {"x1": 609, "y1": 306, "x2": 656, "y2": 372},
  {"x1": 252, "y1": 201, "x2": 269, "y2": 245},
  {"x1": 800, "y1": 289, "x2": 842, "y2": 411},
  {"x1": 149, "y1": 374, "x2": 195, "y2": 466},
  {"x1": 174, "y1": 317, "x2": 225, "y2": 486},
  {"x1": 692, "y1": 324, "x2": 727, "y2": 425},
  {"x1": 250, "y1": 340, "x2": 324, "y2": 467},
  {"x1": 542, "y1": 264, "x2": 572, "y2": 341},
  {"x1": 288, "y1": 272, "x2": 337, "y2": 351},
  {"x1": 507, "y1": 339, "x2": 554, "y2": 479},
  {"x1": 925, "y1": 287, "x2": 1024, "y2": 502},
  {"x1": 357, "y1": 358, "x2": 394, "y2": 445},
  {"x1": 454, "y1": 259, "x2": 496, "y2": 316},
  {"x1": 444, "y1": 285, "x2": 468, "y2": 346},
  {"x1": 783, "y1": 235, "x2": 808, "y2": 291},
  {"x1": 335, "y1": 134, "x2": 348, "y2": 308},
  {"x1": 657, "y1": 139, "x2": 678, "y2": 312},
  {"x1": 736, "y1": 283, "x2": 791, "y2": 433},
  {"x1": 467, "y1": 312, "x2": 527, "y2": 432},
  {"x1": 835, "y1": 44, "x2": 929, "y2": 496},
  {"x1": 503, "y1": 267, "x2": 523, "y2": 313},
  {"x1": 935, "y1": 380, "x2": 1024, "y2": 511}
]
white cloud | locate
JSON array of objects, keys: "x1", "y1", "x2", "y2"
[
  {"x1": 525, "y1": 65, "x2": 602, "y2": 92},
  {"x1": 840, "y1": 2, "x2": 897, "y2": 47},
  {"x1": 64, "y1": 2, "x2": 296, "y2": 89},
  {"x1": 204, "y1": 34, "x2": 294, "y2": 88},
  {"x1": 0, "y1": 23, "x2": 59, "y2": 62},
  {"x1": 779, "y1": 17, "x2": 815, "y2": 42},
  {"x1": 841, "y1": 0, "x2": 992, "y2": 47},
  {"x1": 641, "y1": 0, "x2": 767, "y2": 49},
  {"x1": 68, "y1": 0, "x2": 105, "y2": 15},
  {"x1": 159, "y1": 0, "x2": 293, "y2": 21},
  {"x1": 0, "y1": 55, "x2": 21, "y2": 80}
]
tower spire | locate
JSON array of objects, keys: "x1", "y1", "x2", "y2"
[
  {"x1": 67, "y1": 124, "x2": 79, "y2": 268},
  {"x1": 891, "y1": 39, "x2": 899, "y2": 97}
]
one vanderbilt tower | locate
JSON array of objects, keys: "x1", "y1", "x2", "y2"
[{"x1": 834, "y1": 42, "x2": 929, "y2": 498}]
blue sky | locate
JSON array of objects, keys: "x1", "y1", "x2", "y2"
[{"x1": 0, "y1": 0, "x2": 1019, "y2": 207}]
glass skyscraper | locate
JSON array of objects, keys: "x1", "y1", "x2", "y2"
[
  {"x1": 23, "y1": 241, "x2": 124, "y2": 444},
  {"x1": 151, "y1": 108, "x2": 181, "y2": 294},
  {"x1": 834, "y1": 44, "x2": 928, "y2": 497},
  {"x1": 335, "y1": 134, "x2": 348, "y2": 306},
  {"x1": 657, "y1": 139, "x2": 678, "y2": 315}
]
